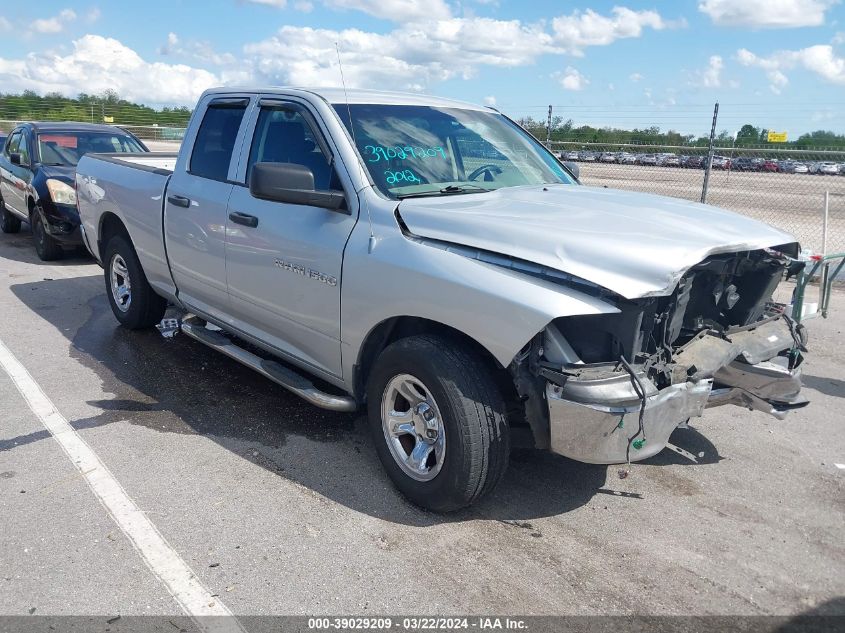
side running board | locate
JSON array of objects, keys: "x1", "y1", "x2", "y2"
[{"x1": 180, "y1": 315, "x2": 358, "y2": 412}]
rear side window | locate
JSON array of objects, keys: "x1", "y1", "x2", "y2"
[{"x1": 190, "y1": 102, "x2": 248, "y2": 181}]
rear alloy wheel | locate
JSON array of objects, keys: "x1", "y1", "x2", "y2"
[
  {"x1": 31, "y1": 208, "x2": 63, "y2": 261},
  {"x1": 104, "y1": 234, "x2": 167, "y2": 329},
  {"x1": 0, "y1": 194, "x2": 21, "y2": 234}
]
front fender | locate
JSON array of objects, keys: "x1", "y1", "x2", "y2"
[{"x1": 340, "y1": 225, "x2": 619, "y2": 380}]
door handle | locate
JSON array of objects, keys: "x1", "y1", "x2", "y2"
[
  {"x1": 167, "y1": 194, "x2": 191, "y2": 208},
  {"x1": 229, "y1": 211, "x2": 259, "y2": 228}
]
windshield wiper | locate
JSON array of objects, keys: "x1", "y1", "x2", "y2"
[{"x1": 396, "y1": 184, "x2": 492, "y2": 200}]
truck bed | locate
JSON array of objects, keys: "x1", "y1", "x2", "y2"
[{"x1": 76, "y1": 152, "x2": 179, "y2": 299}]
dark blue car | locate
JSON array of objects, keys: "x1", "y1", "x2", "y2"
[{"x1": 0, "y1": 122, "x2": 147, "y2": 260}]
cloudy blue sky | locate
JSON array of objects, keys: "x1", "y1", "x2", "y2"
[{"x1": 0, "y1": 1, "x2": 843, "y2": 137}]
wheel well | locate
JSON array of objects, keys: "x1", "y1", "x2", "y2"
[
  {"x1": 98, "y1": 213, "x2": 130, "y2": 260},
  {"x1": 354, "y1": 317, "x2": 519, "y2": 411}
]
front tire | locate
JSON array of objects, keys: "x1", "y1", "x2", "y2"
[
  {"x1": 367, "y1": 335, "x2": 510, "y2": 512},
  {"x1": 103, "y1": 234, "x2": 167, "y2": 329},
  {"x1": 31, "y1": 208, "x2": 63, "y2": 260}
]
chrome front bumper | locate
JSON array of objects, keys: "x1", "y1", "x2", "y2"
[{"x1": 547, "y1": 357, "x2": 806, "y2": 465}]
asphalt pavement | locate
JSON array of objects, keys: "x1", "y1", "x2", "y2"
[{"x1": 1, "y1": 226, "x2": 843, "y2": 625}]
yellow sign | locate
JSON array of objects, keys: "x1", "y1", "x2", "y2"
[
  {"x1": 767, "y1": 131, "x2": 788, "y2": 143},
  {"x1": 103, "y1": 116, "x2": 114, "y2": 123}
]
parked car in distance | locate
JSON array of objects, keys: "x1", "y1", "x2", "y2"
[
  {"x1": 76, "y1": 87, "x2": 809, "y2": 512},
  {"x1": 711, "y1": 155, "x2": 731, "y2": 169},
  {"x1": 0, "y1": 122, "x2": 148, "y2": 260},
  {"x1": 793, "y1": 162, "x2": 809, "y2": 174},
  {"x1": 600, "y1": 151, "x2": 617, "y2": 163},
  {"x1": 578, "y1": 150, "x2": 597, "y2": 162},
  {"x1": 618, "y1": 152, "x2": 637, "y2": 164},
  {"x1": 778, "y1": 160, "x2": 798, "y2": 173},
  {"x1": 733, "y1": 157, "x2": 762, "y2": 171},
  {"x1": 681, "y1": 155, "x2": 705, "y2": 169},
  {"x1": 561, "y1": 150, "x2": 579, "y2": 161},
  {"x1": 762, "y1": 159, "x2": 779, "y2": 172},
  {"x1": 817, "y1": 162, "x2": 839, "y2": 175},
  {"x1": 637, "y1": 153, "x2": 657, "y2": 165},
  {"x1": 656, "y1": 153, "x2": 680, "y2": 167}
]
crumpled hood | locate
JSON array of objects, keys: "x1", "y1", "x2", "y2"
[{"x1": 397, "y1": 184, "x2": 796, "y2": 299}]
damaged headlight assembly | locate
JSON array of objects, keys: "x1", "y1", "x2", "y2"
[{"x1": 512, "y1": 247, "x2": 809, "y2": 467}]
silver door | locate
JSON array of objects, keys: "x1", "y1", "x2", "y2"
[
  {"x1": 224, "y1": 99, "x2": 357, "y2": 378},
  {"x1": 163, "y1": 98, "x2": 251, "y2": 318}
]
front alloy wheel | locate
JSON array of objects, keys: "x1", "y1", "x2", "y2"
[{"x1": 381, "y1": 374, "x2": 446, "y2": 481}]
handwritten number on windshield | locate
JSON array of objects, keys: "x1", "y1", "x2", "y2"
[
  {"x1": 385, "y1": 170, "x2": 421, "y2": 185},
  {"x1": 365, "y1": 145, "x2": 447, "y2": 163}
]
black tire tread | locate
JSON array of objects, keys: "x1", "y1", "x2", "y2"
[
  {"x1": 104, "y1": 234, "x2": 167, "y2": 329},
  {"x1": 370, "y1": 334, "x2": 510, "y2": 511},
  {"x1": 0, "y1": 196, "x2": 21, "y2": 234},
  {"x1": 32, "y1": 210, "x2": 63, "y2": 261}
]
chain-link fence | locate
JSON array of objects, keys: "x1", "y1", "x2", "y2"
[
  {"x1": 0, "y1": 120, "x2": 186, "y2": 143},
  {"x1": 552, "y1": 141, "x2": 845, "y2": 254}
]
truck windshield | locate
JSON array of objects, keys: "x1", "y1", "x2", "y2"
[
  {"x1": 37, "y1": 132, "x2": 145, "y2": 167},
  {"x1": 334, "y1": 104, "x2": 576, "y2": 199}
]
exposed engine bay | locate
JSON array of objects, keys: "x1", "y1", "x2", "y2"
[{"x1": 511, "y1": 244, "x2": 809, "y2": 464}]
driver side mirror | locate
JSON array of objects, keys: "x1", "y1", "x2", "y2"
[
  {"x1": 249, "y1": 162, "x2": 347, "y2": 213},
  {"x1": 10, "y1": 153, "x2": 22, "y2": 166},
  {"x1": 563, "y1": 161, "x2": 580, "y2": 179}
]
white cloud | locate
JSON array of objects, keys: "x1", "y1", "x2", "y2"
[
  {"x1": 87, "y1": 7, "x2": 102, "y2": 23},
  {"x1": 245, "y1": 0, "x2": 287, "y2": 7},
  {"x1": 553, "y1": 67, "x2": 589, "y2": 91},
  {"x1": 698, "y1": 0, "x2": 840, "y2": 28},
  {"x1": 483, "y1": 95, "x2": 497, "y2": 106},
  {"x1": 738, "y1": 44, "x2": 845, "y2": 91},
  {"x1": 0, "y1": 35, "x2": 221, "y2": 104},
  {"x1": 629, "y1": 72, "x2": 644, "y2": 82},
  {"x1": 0, "y1": 5, "x2": 683, "y2": 104},
  {"x1": 324, "y1": 0, "x2": 452, "y2": 21},
  {"x1": 31, "y1": 9, "x2": 77, "y2": 34},
  {"x1": 833, "y1": 31, "x2": 845, "y2": 44},
  {"x1": 294, "y1": 0, "x2": 314, "y2": 11},
  {"x1": 550, "y1": 7, "x2": 678, "y2": 56},
  {"x1": 701, "y1": 55, "x2": 723, "y2": 87}
]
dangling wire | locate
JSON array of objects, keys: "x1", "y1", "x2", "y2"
[{"x1": 618, "y1": 355, "x2": 648, "y2": 478}]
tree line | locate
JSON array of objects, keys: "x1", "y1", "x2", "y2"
[
  {"x1": 0, "y1": 92, "x2": 841, "y2": 149},
  {"x1": 0, "y1": 91, "x2": 192, "y2": 128},
  {"x1": 517, "y1": 116, "x2": 845, "y2": 149}
]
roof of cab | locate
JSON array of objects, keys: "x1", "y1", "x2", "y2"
[{"x1": 201, "y1": 87, "x2": 492, "y2": 112}]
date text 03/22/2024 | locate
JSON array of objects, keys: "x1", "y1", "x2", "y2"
[{"x1": 307, "y1": 617, "x2": 528, "y2": 630}]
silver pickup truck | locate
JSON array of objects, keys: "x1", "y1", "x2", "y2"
[{"x1": 76, "y1": 87, "x2": 808, "y2": 511}]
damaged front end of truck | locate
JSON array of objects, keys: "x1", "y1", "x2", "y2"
[{"x1": 512, "y1": 245, "x2": 809, "y2": 464}]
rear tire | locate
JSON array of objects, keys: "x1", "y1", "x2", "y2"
[
  {"x1": 367, "y1": 335, "x2": 510, "y2": 512},
  {"x1": 31, "y1": 208, "x2": 63, "y2": 261},
  {"x1": 103, "y1": 234, "x2": 167, "y2": 329},
  {"x1": 0, "y1": 194, "x2": 21, "y2": 234}
]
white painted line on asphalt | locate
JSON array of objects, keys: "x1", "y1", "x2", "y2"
[
  {"x1": 0, "y1": 337, "x2": 246, "y2": 633},
  {"x1": 835, "y1": 463, "x2": 845, "y2": 470}
]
